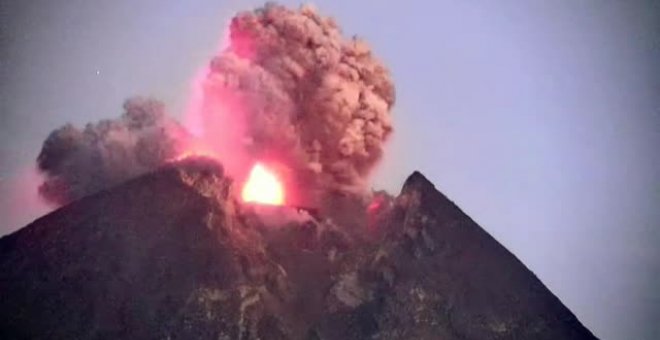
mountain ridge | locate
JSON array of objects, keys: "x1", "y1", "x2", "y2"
[{"x1": 0, "y1": 158, "x2": 598, "y2": 339}]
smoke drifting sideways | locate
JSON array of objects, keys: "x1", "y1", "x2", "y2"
[
  {"x1": 36, "y1": 3, "x2": 396, "y2": 209},
  {"x1": 37, "y1": 97, "x2": 190, "y2": 205},
  {"x1": 188, "y1": 4, "x2": 396, "y2": 205}
]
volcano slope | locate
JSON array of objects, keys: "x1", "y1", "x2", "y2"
[{"x1": 0, "y1": 158, "x2": 598, "y2": 339}]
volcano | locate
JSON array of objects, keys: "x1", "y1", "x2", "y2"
[{"x1": 0, "y1": 158, "x2": 598, "y2": 339}]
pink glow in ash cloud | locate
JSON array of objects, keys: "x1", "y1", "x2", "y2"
[{"x1": 0, "y1": 166, "x2": 52, "y2": 233}]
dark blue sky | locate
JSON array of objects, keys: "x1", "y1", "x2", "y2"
[{"x1": 1, "y1": 1, "x2": 658, "y2": 338}]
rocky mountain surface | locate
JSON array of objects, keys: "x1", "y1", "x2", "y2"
[{"x1": 0, "y1": 158, "x2": 598, "y2": 339}]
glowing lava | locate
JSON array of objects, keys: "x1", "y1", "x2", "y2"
[
  {"x1": 241, "y1": 163, "x2": 284, "y2": 205},
  {"x1": 241, "y1": 163, "x2": 285, "y2": 205}
]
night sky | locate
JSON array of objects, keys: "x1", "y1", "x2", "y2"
[{"x1": 1, "y1": 1, "x2": 659, "y2": 339}]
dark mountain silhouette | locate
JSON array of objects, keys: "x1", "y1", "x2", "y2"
[{"x1": 0, "y1": 158, "x2": 598, "y2": 339}]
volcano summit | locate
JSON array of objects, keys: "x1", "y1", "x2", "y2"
[{"x1": 0, "y1": 158, "x2": 598, "y2": 339}]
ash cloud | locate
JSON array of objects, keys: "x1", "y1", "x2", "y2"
[
  {"x1": 37, "y1": 97, "x2": 189, "y2": 205},
  {"x1": 194, "y1": 4, "x2": 396, "y2": 203},
  {"x1": 36, "y1": 3, "x2": 396, "y2": 207}
]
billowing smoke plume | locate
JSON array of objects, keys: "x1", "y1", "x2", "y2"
[
  {"x1": 37, "y1": 97, "x2": 189, "y2": 205},
  {"x1": 193, "y1": 4, "x2": 395, "y2": 203},
  {"x1": 36, "y1": 3, "x2": 396, "y2": 207}
]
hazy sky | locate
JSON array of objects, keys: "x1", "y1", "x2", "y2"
[{"x1": 1, "y1": 1, "x2": 659, "y2": 339}]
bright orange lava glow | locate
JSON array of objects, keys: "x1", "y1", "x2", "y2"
[{"x1": 241, "y1": 163, "x2": 285, "y2": 205}]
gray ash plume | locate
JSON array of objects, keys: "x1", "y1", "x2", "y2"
[
  {"x1": 36, "y1": 97, "x2": 189, "y2": 205},
  {"x1": 36, "y1": 3, "x2": 396, "y2": 208},
  {"x1": 195, "y1": 3, "x2": 396, "y2": 203}
]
